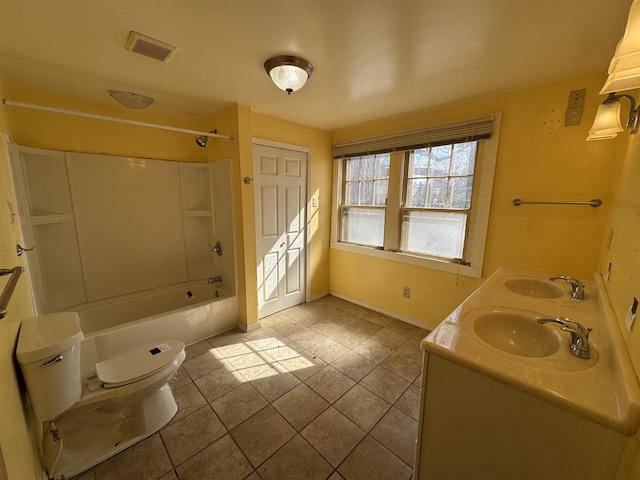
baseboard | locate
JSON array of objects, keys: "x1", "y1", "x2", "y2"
[
  {"x1": 238, "y1": 322, "x2": 262, "y2": 333},
  {"x1": 328, "y1": 290, "x2": 436, "y2": 332},
  {"x1": 308, "y1": 290, "x2": 330, "y2": 303}
]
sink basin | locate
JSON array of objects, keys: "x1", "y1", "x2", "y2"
[
  {"x1": 502, "y1": 277, "x2": 564, "y2": 299},
  {"x1": 471, "y1": 310, "x2": 561, "y2": 357}
]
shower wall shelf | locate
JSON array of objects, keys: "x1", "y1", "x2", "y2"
[
  {"x1": 30, "y1": 214, "x2": 75, "y2": 225},
  {"x1": 512, "y1": 198, "x2": 602, "y2": 208}
]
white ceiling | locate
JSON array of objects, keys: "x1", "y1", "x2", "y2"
[{"x1": 0, "y1": 0, "x2": 633, "y2": 131}]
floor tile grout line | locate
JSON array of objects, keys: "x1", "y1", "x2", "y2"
[{"x1": 152, "y1": 297, "x2": 423, "y2": 480}]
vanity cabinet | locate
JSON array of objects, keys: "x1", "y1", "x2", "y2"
[
  {"x1": 415, "y1": 353, "x2": 626, "y2": 480},
  {"x1": 414, "y1": 267, "x2": 640, "y2": 480}
]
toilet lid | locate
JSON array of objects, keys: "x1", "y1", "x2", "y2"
[{"x1": 95, "y1": 340, "x2": 185, "y2": 387}]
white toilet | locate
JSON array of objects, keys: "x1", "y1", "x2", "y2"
[{"x1": 16, "y1": 311, "x2": 186, "y2": 480}]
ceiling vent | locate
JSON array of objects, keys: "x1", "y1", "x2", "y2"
[{"x1": 124, "y1": 31, "x2": 177, "y2": 62}]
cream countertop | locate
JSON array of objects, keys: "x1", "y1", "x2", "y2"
[{"x1": 421, "y1": 267, "x2": 640, "y2": 436}]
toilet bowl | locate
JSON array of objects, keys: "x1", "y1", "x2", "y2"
[{"x1": 16, "y1": 311, "x2": 186, "y2": 480}]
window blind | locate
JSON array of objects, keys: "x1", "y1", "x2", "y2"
[{"x1": 333, "y1": 115, "x2": 495, "y2": 159}]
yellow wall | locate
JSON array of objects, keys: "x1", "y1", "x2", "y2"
[
  {"x1": 0, "y1": 81, "x2": 40, "y2": 480},
  {"x1": 598, "y1": 87, "x2": 640, "y2": 378},
  {"x1": 331, "y1": 72, "x2": 622, "y2": 327},
  {"x1": 5, "y1": 85, "x2": 207, "y2": 162},
  {"x1": 594, "y1": 88, "x2": 640, "y2": 480},
  {"x1": 252, "y1": 112, "x2": 334, "y2": 299},
  {"x1": 203, "y1": 108, "x2": 334, "y2": 327}
]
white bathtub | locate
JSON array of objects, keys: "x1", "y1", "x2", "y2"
[{"x1": 70, "y1": 282, "x2": 238, "y2": 376}]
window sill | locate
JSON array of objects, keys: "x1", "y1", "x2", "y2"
[{"x1": 330, "y1": 241, "x2": 482, "y2": 278}]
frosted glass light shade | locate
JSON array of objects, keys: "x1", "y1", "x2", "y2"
[
  {"x1": 587, "y1": 102, "x2": 624, "y2": 141},
  {"x1": 601, "y1": 0, "x2": 640, "y2": 93},
  {"x1": 269, "y1": 65, "x2": 309, "y2": 93},
  {"x1": 108, "y1": 90, "x2": 154, "y2": 109},
  {"x1": 264, "y1": 55, "x2": 313, "y2": 94}
]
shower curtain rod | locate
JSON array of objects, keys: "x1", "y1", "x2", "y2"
[{"x1": 0, "y1": 99, "x2": 234, "y2": 141}]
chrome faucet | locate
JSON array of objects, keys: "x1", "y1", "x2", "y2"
[
  {"x1": 208, "y1": 276, "x2": 223, "y2": 284},
  {"x1": 549, "y1": 275, "x2": 585, "y2": 300},
  {"x1": 536, "y1": 316, "x2": 591, "y2": 359}
]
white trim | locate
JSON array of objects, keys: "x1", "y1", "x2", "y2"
[
  {"x1": 238, "y1": 321, "x2": 262, "y2": 333},
  {"x1": 308, "y1": 290, "x2": 330, "y2": 302},
  {"x1": 329, "y1": 290, "x2": 435, "y2": 332},
  {"x1": 251, "y1": 139, "x2": 311, "y2": 309},
  {"x1": 251, "y1": 138, "x2": 311, "y2": 301},
  {"x1": 252, "y1": 137, "x2": 311, "y2": 153},
  {"x1": 330, "y1": 112, "x2": 501, "y2": 279},
  {"x1": 331, "y1": 240, "x2": 480, "y2": 277}
]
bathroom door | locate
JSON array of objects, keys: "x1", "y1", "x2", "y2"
[{"x1": 254, "y1": 143, "x2": 307, "y2": 318}]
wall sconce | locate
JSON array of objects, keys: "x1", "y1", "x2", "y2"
[
  {"x1": 600, "y1": 0, "x2": 640, "y2": 94},
  {"x1": 587, "y1": 93, "x2": 640, "y2": 141},
  {"x1": 264, "y1": 55, "x2": 313, "y2": 95}
]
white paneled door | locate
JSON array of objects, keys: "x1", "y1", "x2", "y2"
[{"x1": 254, "y1": 144, "x2": 307, "y2": 318}]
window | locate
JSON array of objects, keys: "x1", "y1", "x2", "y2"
[
  {"x1": 340, "y1": 154, "x2": 390, "y2": 247},
  {"x1": 402, "y1": 142, "x2": 476, "y2": 259},
  {"x1": 332, "y1": 114, "x2": 501, "y2": 278}
]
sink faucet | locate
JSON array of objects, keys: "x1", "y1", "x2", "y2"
[
  {"x1": 536, "y1": 316, "x2": 591, "y2": 359},
  {"x1": 208, "y1": 276, "x2": 223, "y2": 284},
  {"x1": 549, "y1": 275, "x2": 585, "y2": 300}
]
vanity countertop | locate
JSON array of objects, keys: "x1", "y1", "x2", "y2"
[{"x1": 421, "y1": 267, "x2": 640, "y2": 435}]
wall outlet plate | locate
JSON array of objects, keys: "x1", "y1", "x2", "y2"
[{"x1": 402, "y1": 286, "x2": 410, "y2": 298}]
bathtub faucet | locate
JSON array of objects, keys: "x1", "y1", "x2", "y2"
[{"x1": 208, "y1": 276, "x2": 223, "y2": 284}]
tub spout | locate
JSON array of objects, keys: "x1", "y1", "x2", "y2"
[{"x1": 208, "y1": 276, "x2": 223, "y2": 284}]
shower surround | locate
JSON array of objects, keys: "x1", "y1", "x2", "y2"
[{"x1": 10, "y1": 145, "x2": 236, "y2": 336}]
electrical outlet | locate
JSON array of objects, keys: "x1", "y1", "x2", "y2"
[
  {"x1": 565, "y1": 89, "x2": 585, "y2": 127},
  {"x1": 402, "y1": 286, "x2": 410, "y2": 298},
  {"x1": 565, "y1": 107, "x2": 583, "y2": 126}
]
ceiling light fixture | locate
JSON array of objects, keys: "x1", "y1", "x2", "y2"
[
  {"x1": 108, "y1": 90, "x2": 154, "y2": 109},
  {"x1": 264, "y1": 55, "x2": 313, "y2": 95},
  {"x1": 587, "y1": 92, "x2": 640, "y2": 141}
]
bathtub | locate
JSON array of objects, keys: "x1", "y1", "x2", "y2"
[{"x1": 69, "y1": 281, "x2": 238, "y2": 376}]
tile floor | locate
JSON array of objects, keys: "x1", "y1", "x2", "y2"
[{"x1": 74, "y1": 295, "x2": 429, "y2": 480}]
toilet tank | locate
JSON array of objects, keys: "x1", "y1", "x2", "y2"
[{"x1": 16, "y1": 312, "x2": 84, "y2": 423}]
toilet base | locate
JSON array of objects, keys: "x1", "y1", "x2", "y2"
[{"x1": 44, "y1": 383, "x2": 178, "y2": 480}]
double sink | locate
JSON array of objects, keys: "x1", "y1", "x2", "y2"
[
  {"x1": 422, "y1": 267, "x2": 640, "y2": 435},
  {"x1": 467, "y1": 276, "x2": 588, "y2": 361}
]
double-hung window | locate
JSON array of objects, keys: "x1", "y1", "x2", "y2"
[
  {"x1": 340, "y1": 153, "x2": 390, "y2": 247},
  {"x1": 332, "y1": 114, "x2": 501, "y2": 278}
]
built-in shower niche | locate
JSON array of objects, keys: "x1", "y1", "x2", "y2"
[{"x1": 10, "y1": 145, "x2": 235, "y2": 314}]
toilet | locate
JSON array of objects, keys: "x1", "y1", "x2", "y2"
[{"x1": 16, "y1": 311, "x2": 186, "y2": 480}]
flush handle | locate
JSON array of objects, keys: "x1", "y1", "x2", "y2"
[{"x1": 41, "y1": 355, "x2": 64, "y2": 367}]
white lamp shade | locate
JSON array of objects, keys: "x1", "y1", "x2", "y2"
[
  {"x1": 268, "y1": 65, "x2": 309, "y2": 93},
  {"x1": 587, "y1": 102, "x2": 624, "y2": 140},
  {"x1": 601, "y1": 0, "x2": 640, "y2": 93}
]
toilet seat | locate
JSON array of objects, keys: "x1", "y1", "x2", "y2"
[{"x1": 95, "y1": 340, "x2": 185, "y2": 388}]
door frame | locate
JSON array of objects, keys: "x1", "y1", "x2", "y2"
[{"x1": 252, "y1": 137, "x2": 311, "y2": 310}]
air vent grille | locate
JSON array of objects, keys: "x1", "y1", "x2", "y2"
[{"x1": 125, "y1": 31, "x2": 176, "y2": 62}]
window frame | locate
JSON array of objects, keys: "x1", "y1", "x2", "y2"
[
  {"x1": 331, "y1": 113, "x2": 501, "y2": 278},
  {"x1": 339, "y1": 153, "x2": 391, "y2": 248}
]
